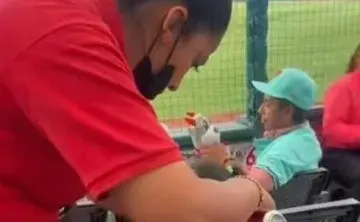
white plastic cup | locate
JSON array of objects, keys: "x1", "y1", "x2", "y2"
[{"x1": 263, "y1": 210, "x2": 287, "y2": 222}]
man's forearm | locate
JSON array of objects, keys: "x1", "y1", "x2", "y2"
[
  {"x1": 187, "y1": 177, "x2": 271, "y2": 222},
  {"x1": 100, "y1": 162, "x2": 274, "y2": 222}
]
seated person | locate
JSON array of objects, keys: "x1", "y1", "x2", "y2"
[
  {"x1": 198, "y1": 68, "x2": 322, "y2": 191},
  {"x1": 246, "y1": 68, "x2": 322, "y2": 191},
  {"x1": 321, "y1": 43, "x2": 360, "y2": 200}
]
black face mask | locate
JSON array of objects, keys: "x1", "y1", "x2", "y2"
[{"x1": 133, "y1": 29, "x2": 181, "y2": 100}]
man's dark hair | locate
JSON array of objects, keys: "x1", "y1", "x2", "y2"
[
  {"x1": 191, "y1": 160, "x2": 232, "y2": 181},
  {"x1": 117, "y1": 0, "x2": 232, "y2": 36},
  {"x1": 346, "y1": 43, "x2": 360, "y2": 73},
  {"x1": 191, "y1": 159, "x2": 245, "y2": 181},
  {"x1": 278, "y1": 98, "x2": 306, "y2": 125}
]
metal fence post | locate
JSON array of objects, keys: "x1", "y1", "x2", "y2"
[{"x1": 245, "y1": 0, "x2": 269, "y2": 137}]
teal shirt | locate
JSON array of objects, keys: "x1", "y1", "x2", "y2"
[{"x1": 253, "y1": 123, "x2": 322, "y2": 188}]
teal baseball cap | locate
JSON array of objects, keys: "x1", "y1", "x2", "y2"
[{"x1": 252, "y1": 68, "x2": 317, "y2": 110}]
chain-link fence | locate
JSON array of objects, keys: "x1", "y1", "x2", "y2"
[
  {"x1": 267, "y1": 0, "x2": 360, "y2": 101},
  {"x1": 154, "y1": 0, "x2": 360, "y2": 127}
]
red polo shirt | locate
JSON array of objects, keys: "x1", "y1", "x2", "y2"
[
  {"x1": 0, "y1": 0, "x2": 183, "y2": 221},
  {"x1": 323, "y1": 70, "x2": 360, "y2": 149}
]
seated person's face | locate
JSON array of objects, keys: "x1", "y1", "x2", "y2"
[{"x1": 258, "y1": 95, "x2": 293, "y2": 131}]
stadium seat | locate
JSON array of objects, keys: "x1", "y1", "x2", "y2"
[
  {"x1": 272, "y1": 168, "x2": 330, "y2": 209},
  {"x1": 59, "y1": 200, "x2": 128, "y2": 222},
  {"x1": 59, "y1": 204, "x2": 108, "y2": 222},
  {"x1": 278, "y1": 198, "x2": 360, "y2": 222}
]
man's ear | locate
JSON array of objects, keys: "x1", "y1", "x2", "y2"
[{"x1": 161, "y1": 6, "x2": 188, "y2": 45}]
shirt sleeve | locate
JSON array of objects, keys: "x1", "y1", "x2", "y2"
[
  {"x1": 254, "y1": 136, "x2": 321, "y2": 188},
  {"x1": 4, "y1": 24, "x2": 183, "y2": 199},
  {"x1": 323, "y1": 80, "x2": 360, "y2": 149}
]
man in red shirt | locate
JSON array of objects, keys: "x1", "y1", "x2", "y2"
[
  {"x1": 0, "y1": 0, "x2": 275, "y2": 221},
  {"x1": 322, "y1": 45, "x2": 360, "y2": 200}
]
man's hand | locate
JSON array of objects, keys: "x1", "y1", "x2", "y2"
[{"x1": 197, "y1": 143, "x2": 230, "y2": 165}]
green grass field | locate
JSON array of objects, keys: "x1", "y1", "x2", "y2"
[{"x1": 154, "y1": 1, "x2": 360, "y2": 121}]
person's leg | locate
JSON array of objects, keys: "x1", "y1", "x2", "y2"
[{"x1": 321, "y1": 149, "x2": 360, "y2": 200}]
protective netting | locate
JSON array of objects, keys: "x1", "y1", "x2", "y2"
[
  {"x1": 154, "y1": 0, "x2": 360, "y2": 127},
  {"x1": 267, "y1": 0, "x2": 360, "y2": 102}
]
